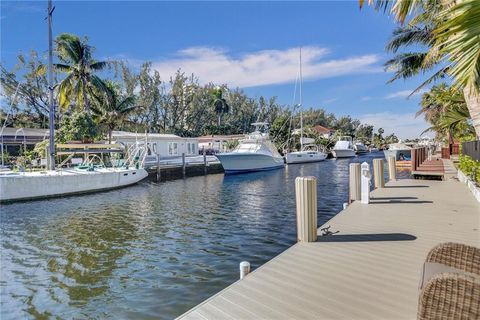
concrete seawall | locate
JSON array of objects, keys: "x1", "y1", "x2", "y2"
[{"x1": 146, "y1": 163, "x2": 224, "y2": 182}]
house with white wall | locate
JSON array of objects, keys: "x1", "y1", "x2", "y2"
[{"x1": 112, "y1": 131, "x2": 199, "y2": 159}]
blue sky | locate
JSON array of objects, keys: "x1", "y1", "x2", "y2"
[{"x1": 1, "y1": 1, "x2": 432, "y2": 138}]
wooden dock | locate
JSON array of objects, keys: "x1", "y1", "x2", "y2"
[{"x1": 178, "y1": 175, "x2": 479, "y2": 319}]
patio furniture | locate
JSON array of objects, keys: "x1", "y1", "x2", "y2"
[
  {"x1": 425, "y1": 242, "x2": 480, "y2": 275},
  {"x1": 418, "y1": 273, "x2": 480, "y2": 320},
  {"x1": 418, "y1": 243, "x2": 480, "y2": 319}
]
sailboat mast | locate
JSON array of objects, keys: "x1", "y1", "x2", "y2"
[
  {"x1": 299, "y1": 47, "x2": 303, "y2": 149},
  {"x1": 47, "y1": 0, "x2": 55, "y2": 170}
]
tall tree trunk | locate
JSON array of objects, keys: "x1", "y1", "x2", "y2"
[
  {"x1": 82, "y1": 78, "x2": 90, "y2": 111},
  {"x1": 463, "y1": 85, "x2": 480, "y2": 139},
  {"x1": 108, "y1": 128, "x2": 112, "y2": 144}
]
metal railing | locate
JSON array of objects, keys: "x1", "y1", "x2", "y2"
[{"x1": 462, "y1": 140, "x2": 480, "y2": 161}]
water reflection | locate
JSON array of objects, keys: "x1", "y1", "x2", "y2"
[{"x1": 1, "y1": 152, "x2": 405, "y2": 319}]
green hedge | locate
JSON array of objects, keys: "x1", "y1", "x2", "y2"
[{"x1": 459, "y1": 154, "x2": 480, "y2": 184}]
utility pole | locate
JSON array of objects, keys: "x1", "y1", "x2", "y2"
[{"x1": 47, "y1": 0, "x2": 55, "y2": 170}]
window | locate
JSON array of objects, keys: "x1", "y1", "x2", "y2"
[
  {"x1": 153, "y1": 142, "x2": 157, "y2": 154},
  {"x1": 191, "y1": 143, "x2": 196, "y2": 155},
  {"x1": 168, "y1": 142, "x2": 178, "y2": 156},
  {"x1": 187, "y1": 143, "x2": 192, "y2": 155}
]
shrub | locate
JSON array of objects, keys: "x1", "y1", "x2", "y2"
[{"x1": 458, "y1": 154, "x2": 480, "y2": 185}]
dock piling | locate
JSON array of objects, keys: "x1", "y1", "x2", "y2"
[
  {"x1": 388, "y1": 156, "x2": 397, "y2": 181},
  {"x1": 156, "y1": 152, "x2": 161, "y2": 182},
  {"x1": 203, "y1": 150, "x2": 207, "y2": 175},
  {"x1": 182, "y1": 153, "x2": 186, "y2": 178},
  {"x1": 295, "y1": 176, "x2": 317, "y2": 242},
  {"x1": 373, "y1": 159, "x2": 385, "y2": 188},
  {"x1": 349, "y1": 163, "x2": 361, "y2": 202},
  {"x1": 239, "y1": 261, "x2": 250, "y2": 279},
  {"x1": 361, "y1": 162, "x2": 371, "y2": 204}
]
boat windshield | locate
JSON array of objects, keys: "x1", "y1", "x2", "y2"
[{"x1": 233, "y1": 142, "x2": 261, "y2": 153}]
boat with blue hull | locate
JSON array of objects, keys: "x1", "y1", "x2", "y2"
[{"x1": 216, "y1": 122, "x2": 284, "y2": 174}]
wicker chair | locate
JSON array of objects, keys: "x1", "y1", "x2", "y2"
[
  {"x1": 418, "y1": 273, "x2": 480, "y2": 320},
  {"x1": 426, "y1": 242, "x2": 480, "y2": 275}
]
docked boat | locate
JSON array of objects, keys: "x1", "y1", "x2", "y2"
[
  {"x1": 285, "y1": 48, "x2": 327, "y2": 165},
  {"x1": 383, "y1": 142, "x2": 412, "y2": 161},
  {"x1": 354, "y1": 141, "x2": 369, "y2": 154},
  {"x1": 286, "y1": 143, "x2": 327, "y2": 164},
  {"x1": 0, "y1": 6, "x2": 148, "y2": 203},
  {"x1": 332, "y1": 136, "x2": 356, "y2": 158},
  {"x1": 0, "y1": 166, "x2": 148, "y2": 202},
  {"x1": 216, "y1": 122, "x2": 284, "y2": 174}
]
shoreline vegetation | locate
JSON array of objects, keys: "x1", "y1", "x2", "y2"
[{"x1": 1, "y1": 33, "x2": 400, "y2": 168}]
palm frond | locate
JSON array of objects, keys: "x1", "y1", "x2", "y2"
[
  {"x1": 384, "y1": 52, "x2": 428, "y2": 82},
  {"x1": 90, "y1": 61, "x2": 109, "y2": 71},
  {"x1": 386, "y1": 26, "x2": 432, "y2": 53},
  {"x1": 53, "y1": 63, "x2": 72, "y2": 72},
  {"x1": 56, "y1": 33, "x2": 82, "y2": 63},
  {"x1": 434, "y1": 0, "x2": 480, "y2": 91}
]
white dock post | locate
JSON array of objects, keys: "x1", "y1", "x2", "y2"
[
  {"x1": 182, "y1": 153, "x2": 186, "y2": 178},
  {"x1": 349, "y1": 163, "x2": 361, "y2": 202},
  {"x1": 373, "y1": 159, "x2": 385, "y2": 189},
  {"x1": 239, "y1": 261, "x2": 250, "y2": 279},
  {"x1": 295, "y1": 176, "x2": 317, "y2": 242},
  {"x1": 361, "y1": 162, "x2": 371, "y2": 204},
  {"x1": 388, "y1": 156, "x2": 397, "y2": 181}
]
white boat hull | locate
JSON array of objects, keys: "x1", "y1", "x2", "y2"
[
  {"x1": 383, "y1": 149, "x2": 411, "y2": 160},
  {"x1": 216, "y1": 153, "x2": 284, "y2": 174},
  {"x1": 332, "y1": 149, "x2": 356, "y2": 158},
  {"x1": 286, "y1": 151, "x2": 327, "y2": 164},
  {"x1": 0, "y1": 168, "x2": 148, "y2": 202}
]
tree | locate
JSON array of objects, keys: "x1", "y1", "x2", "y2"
[
  {"x1": 91, "y1": 81, "x2": 139, "y2": 143},
  {"x1": 362, "y1": 0, "x2": 480, "y2": 138},
  {"x1": 212, "y1": 87, "x2": 230, "y2": 126},
  {"x1": 269, "y1": 113, "x2": 293, "y2": 152},
  {"x1": 0, "y1": 51, "x2": 55, "y2": 127},
  {"x1": 419, "y1": 84, "x2": 473, "y2": 140},
  {"x1": 54, "y1": 33, "x2": 109, "y2": 111},
  {"x1": 56, "y1": 110, "x2": 98, "y2": 143}
]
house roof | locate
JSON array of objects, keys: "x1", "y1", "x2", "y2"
[
  {"x1": 313, "y1": 125, "x2": 334, "y2": 134},
  {"x1": 0, "y1": 127, "x2": 50, "y2": 137},
  {"x1": 197, "y1": 134, "x2": 245, "y2": 142},
  {"x1": 112, "y1": 131, "x2": 184, "y2": 140}
]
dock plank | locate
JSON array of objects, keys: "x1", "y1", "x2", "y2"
[{"x1": 177, "y1": 179, "x2": 480, "y2": 319}]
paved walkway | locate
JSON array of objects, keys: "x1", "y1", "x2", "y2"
[{"x1": 178, "y1": 178, "x2": 480, "y2": 320}]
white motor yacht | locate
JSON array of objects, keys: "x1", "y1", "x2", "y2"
[
  {"x1": 383, "y1": 142, "x2": 412, "y2": 160},
  {"x1": 332, "y1": 136, "x2": 356, "y2": 158},
  {"x1": 354, "y1": 141, "x2": 369, "y2": 154},
  {"x1": 216, "y1": 122, "x2": 284, "y2": 174}
]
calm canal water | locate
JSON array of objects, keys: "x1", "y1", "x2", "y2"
[{"x1": 1, "y1": 152, "x2": 408, "y2": 319}]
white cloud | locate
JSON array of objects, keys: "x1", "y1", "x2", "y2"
[
  {"x1": 150, "y1": 46, "x2": 380, "y2": 88},
  {"x1": 323, "y1": 98, "x2": 338, "y2": 104},
  {"x1": 385, "y1": 89, "x2": 427, "y2": 99},
  {"x1": 361, "y1": 96, "x2": 372, "y2": 101},
  {"x1": 358, "y1": 112, "x2": 431, "y2": 139}
]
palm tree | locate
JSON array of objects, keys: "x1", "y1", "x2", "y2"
[
  {"x1": 419, "y1": 84, "x2": 473, "y2": 141},
  {"x1": 361, "y1": 0, "x2": 480, "y2": 138},
  {"x1": 212, "y1": 87, "x2": 230, "y2": 126},
  {"x1": 91, "y1": 82, "x2": 139, "y2": 143},
  {"x1": 54, "y1": 33, "x2": 109, "y2": 111}
]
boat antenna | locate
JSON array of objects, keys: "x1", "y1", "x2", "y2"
[
  {"x1": 47, "y1": 0, "x2": 56, "y2": 170},
  {"x1": 299, "y1": 47, "x2": 303, "y2": 149}
]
